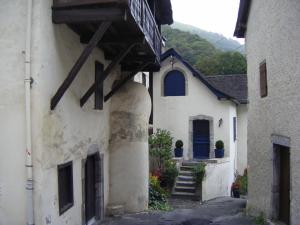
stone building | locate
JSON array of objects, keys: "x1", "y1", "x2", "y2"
[
  {"x1": 0, "y1": 0, "x2": 172, "y2": 225},
  {"x1": 235, "y1": 0, "x2": 300, "y2": 224},
  {"x1": 152, "y1": 48, "x2": 248, "y2": 200}
]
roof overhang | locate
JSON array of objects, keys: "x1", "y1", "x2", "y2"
[{"x1": 234, "y1": 0, "x2": 252, "y2": 38}]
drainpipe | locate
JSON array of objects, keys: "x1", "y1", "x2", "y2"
[{"x1": 25, "y1": 0, "x2": 34, "y2": 224}]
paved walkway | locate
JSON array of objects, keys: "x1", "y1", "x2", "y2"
[{"x1": 100, "y1": 197, "x2": 256, "y2": 225}]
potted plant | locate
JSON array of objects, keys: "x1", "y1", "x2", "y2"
[
  {"x1": 215, "y1": 140, "x2": 224, "y2": 158},
  {"x1": 174, "y1": 140, "x2": 183, "y2": 157},
  {"x1": 231, "y1": 181, "x2": 240, "y2": 198}
]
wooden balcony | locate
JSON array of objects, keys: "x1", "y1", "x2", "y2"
[{"x1": 52, "y1": 0, "x2": 172, "y2": 71}]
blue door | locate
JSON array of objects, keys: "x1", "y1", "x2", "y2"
[{"x1": 193, "y1": 120, "x2": 210, "y2": 159}]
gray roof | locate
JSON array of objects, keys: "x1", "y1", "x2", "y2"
[{"x1": 206, "y1": 74, "x2": 248, "y2": 104}]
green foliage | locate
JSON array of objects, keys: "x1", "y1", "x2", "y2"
[
  {"x1": 149, "y1": 175, "x2": 172, "y2": 211},
  {"x1": 161, "y1": 160, "x2": 179, "y2": 189},
  {"x1": 196, "y1": 51, "x2": 247, "y2": 75},
  {"x1": 193, "y1": 163, "x2": 206, "y2": 186},
  {"x1": 149, "y1": 129, "x2": 173, "y2": 170},
  {"x1": 253, "y1": 212, "x2": 266, "y2": 225},
  {"x1": 175, "y1": 140, "x2": 183, "y2": 149},
  {"x1": 171, "y1": 22, "x2": 245, "y2": 53},
  {"x1": 215, "y1": 140, "x2": 224, "y2": 149},
  {"x1": 162, "y1": 26, "x2": 247, "y2": 76},
  {"x1": 235, "y1": 169, "x2": 248, "y2": 195}
]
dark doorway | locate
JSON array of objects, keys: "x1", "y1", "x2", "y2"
[
  {"x1": 85, "y1": 154, "x2": 96, "y2": 223},
  {"x1": 273, "y1": 144, "x2": 290, "y2": 225},
  {"x1": 193, "y1": 120, "x2": 210, "y2": 159},
  {"x1": 279, "y1": 147, "x2": 290, "y2": 225}
]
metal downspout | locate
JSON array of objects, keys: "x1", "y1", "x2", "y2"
[{"x1": 25, "y1": 0, "x2": 34, "y2": 224}]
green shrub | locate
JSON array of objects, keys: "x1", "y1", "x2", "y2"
[
  {"x1": 193, "y1": 163, "x2": 206, "y2": 186},
  {"x1": 149, "y1": 129, "x2": 173, "y2": 170},
  {"x1": 175, "y1": 140, "x2": 183, "y2": 149},
  {"x1": 215, "y1": 140, "x2": 224, "y2": 149},
  {"x1": 161, "y1": 160, "x2": 179, "y2": 189}
]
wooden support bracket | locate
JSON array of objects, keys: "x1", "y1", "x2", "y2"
[
  {"x1": 80, "y1": 43, "x2": 138, "y2": 107},
  {"x1": 50, "y1": 22, "x2": 111, "y2": 110},
  {"x1": 95, "y1": 61, "x2": 104, "y2": 110},
  {"x1": 104, "y1": 62, "x2": 151, "y2": 102}
]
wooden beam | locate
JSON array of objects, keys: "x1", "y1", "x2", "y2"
[
  {"x1": 80, "y1": 35, "x2": 144, "y2": 45},
  {"x1": 52, "y1": 8, "x2": 124, "y2": 24},
  {"x1": 104, "y1": 62, "x2": 150, "y2": 102},
  {"x1": 50, "y1": 22, "x2": 111, "y2": 110},
  {"x1": 80, "y1": 43, "x2": 138, "y2": 107},
  {"x1": 53, "y1": 0, "x2": 125, "y2": 8},
  {"x1": 95, "y1": 61, "x2": 104, "y2": 110}
]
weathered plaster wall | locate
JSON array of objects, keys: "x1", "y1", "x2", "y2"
[
  {"x1": 245, "y1": 1, "x2": 300, "y2": 224},
  {"x1": 108, "y1": 81, "x2": 151, "y2": 212},
  {"x1": 153, "y1": 58, "x2": 237, "y2": 199},
  {"x1": 0, "y1": 0, "x2": 119, "y2": 224},
  {"x1": 237, "y1": 105, "x2": 248, "y2": 175},
  {"x1": 0, "y1": 1, "x2": 30, "y2": 224}
]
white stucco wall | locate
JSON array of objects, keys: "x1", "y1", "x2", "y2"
[
  {"x1": 237, "y1": 105, "x2": 248, "y2": 175},
  {"x1": 153, "y1": 57, "x2": 238, "y2": 199},
  {"x1": 0, "y1": 1, "x2": 119, "y2": 224},
  {"x1": 153, "y1": 58, "x2": 237, "y2": 161},
  {"x1": 202, "y1": 159, "x2": 231, "y2": 201},
  {"x1": 245, "y1": 1, "x2": 300, "y2": 224}
]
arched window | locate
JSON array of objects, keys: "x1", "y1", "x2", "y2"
[{"x1": 164, "y1": 70, "x2": 186, "y2": 96}]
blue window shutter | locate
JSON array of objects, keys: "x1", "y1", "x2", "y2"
[
  {"x1": 164, "y1": 70, "x2": 185, "y2": 96},
  {"x1": 233, "y1": 117, "x2": 237, "y2": 141}
]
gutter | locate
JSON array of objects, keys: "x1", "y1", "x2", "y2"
[{"x1": 25, "y1": 0, "x2": 34, "y2": 224}]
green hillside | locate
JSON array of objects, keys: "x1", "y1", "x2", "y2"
[
  {"x1": 171, "y1": 21, "x2": 245, "y2": 53},
  {"x1": 162, "y1": 26, "x2": 247, "y2": 75}
]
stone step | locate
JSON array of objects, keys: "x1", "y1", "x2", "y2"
[
  {"x1": 172, "y1": 191, "x2": 196, "y2": 197},
  {"x1": 176, "y1": 181, "x2": 196, "y2": 187},
  {"x1": 180, "y1": 166, "x2": 194, "y2": 171},
  {"x1": 182, "y1": 161, "x2": 205, "y2": 166},
  {"x1": 179, "y1": 170, "x2": 194, "y2": 176},
  {"x1": 175, "y1": 186, "x2": 196, "y2": 193},
  {"x1": 177, "y1": 175, "x2": 195, "y2": 181}
]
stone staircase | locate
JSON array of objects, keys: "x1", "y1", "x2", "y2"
[{"x1": 172, "y1": 161, "x2": 199, "y2": 198}]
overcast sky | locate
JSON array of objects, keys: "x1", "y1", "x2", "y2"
[{"x1": 171, "y1": 0, "x2": 243, "y2": 43}]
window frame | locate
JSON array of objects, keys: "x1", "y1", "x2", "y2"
[
  {"x1": 233, "y1": 117, "x2": 237, "y2": 142},
  {"x1": 58, "y1": 161, "x2": 74, "y2": 215},
  {"x1": 260, "y1": 61, "x2": 268, "y2": 98},
  {"x1": 163, "y1": 70, "x2": 186, "y2": 97}
]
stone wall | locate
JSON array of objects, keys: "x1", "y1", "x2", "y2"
[{"x1": 245, "y1": 1, "x2": 300, "y2": 224}]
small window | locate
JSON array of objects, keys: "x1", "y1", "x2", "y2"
[
  {"x1": 164, "y1": 70, "x2": 186, "y2": 96},
  {"x1": 233, "y1": 117, "x2": 237, "y2": 142},
  {"x1": 58, "y1": 161, "x2": 74, "y2": 215},
  {"x1": 260, "y1": 61, "x2": 268, "y2": 98}
]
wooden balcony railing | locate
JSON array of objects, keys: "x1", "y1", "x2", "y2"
[{"x1": 128, "y1": 0, "x2": 162, "y2": 60}]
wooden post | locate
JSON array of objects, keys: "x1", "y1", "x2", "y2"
[
  {"x1": 95, "y1": 61, "x2": 104, "y2": 110},
  {"x1": 80, "y1": 43, "x2": 138, "y2": 107}
]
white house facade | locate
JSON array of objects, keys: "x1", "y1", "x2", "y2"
[
  {"x1": 235, "y1": 0, "x2": 300, "y2": 224},
  {"x1": 152, "y1": 49, "x2": 248, "y2": 200},
  {"x1": 0, "y1": 0, "x2": 173, "y2": 225}
]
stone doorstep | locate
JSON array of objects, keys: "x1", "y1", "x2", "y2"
[
  {"x1": 177, "y1": 175, "x2": 195, "y2": 181},
  {"x1": 106, "y1": 205, "x2": 124, "y2": 217}
]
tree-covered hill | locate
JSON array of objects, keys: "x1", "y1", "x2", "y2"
[
  {"x1": 162, "y1": 26, "x2": 247, "y2": 75},
  {"x1": 171, "y1": 21, "x2": 245, "y2": 53}
]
